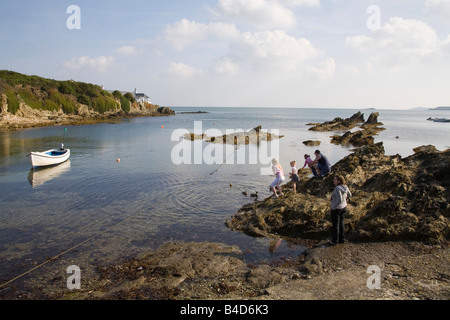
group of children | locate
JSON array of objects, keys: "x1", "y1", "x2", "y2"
[
  {"x1": 269, "y1": 152, "x2": 352, "y2": 245},
  {"x1": 269, "y1": 153, "x2": 319, "y2": 198}
]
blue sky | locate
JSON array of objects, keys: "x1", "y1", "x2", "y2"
[{"x1": 1, "y1": 0, "x2": 449, "y2": 109}]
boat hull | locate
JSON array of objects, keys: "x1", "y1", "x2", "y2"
[
  {"x1": 29, "y1": 149, "x2": 70, "y2": 168},
  {"x1": 433, "y1": 118, "x2": 450, "y2": 123},
  {"x1": 428, "y1": 117, "x2": 450, "y2": 123}
]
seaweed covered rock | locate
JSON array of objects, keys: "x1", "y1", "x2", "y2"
[
  {"x1": 303, "y1": 140, "x2": 321, "y2": 146},
  {"x1": 330, "y1": 130, "x2": 374, "y2": 147},
  {"x1": 184, "y1": 125, "x2": 284, "y2": 145},
  {"x1": 362, "y1": 112, "x2": 383, "y2": 127},
  {"x1": 157, "y1": 106, "x2": 175, "y2": 115},
  {"x1": 307, "y1": 111, "x2": 365, "y2": 132},
  {"x1": 308, "y1": 111, "x2": 385, "y2": 148},
  {"x1": 227, "y1": 143, "x2": 450, "y2": 244}
]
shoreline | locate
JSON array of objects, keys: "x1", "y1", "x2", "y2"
[
  {"x1": 0, "y1": 111, "x2": 448, "y2": 300},
  {"x1": 1, "y1": 240, "x2": 447, "y2": 300},
  {"x1": 0, "y1": 108, "x2": 175, "y2": 131}
]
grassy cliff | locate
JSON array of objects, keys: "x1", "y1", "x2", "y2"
[{"x1": 0, "y1": 70, "x2": 133, "y2": 115}]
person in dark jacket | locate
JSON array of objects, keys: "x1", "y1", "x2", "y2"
[
  {"x1": 313, "y1": 150, "x2": 331, "y2": 177},
  {"x1": 329, "y1": 174, "x2": 352, "y2": 245}
]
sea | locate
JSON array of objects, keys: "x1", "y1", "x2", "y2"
[{"x1": 1, "y1": 106, "x2": 449, "y2": 291}]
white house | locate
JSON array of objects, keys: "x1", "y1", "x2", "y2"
[{"x1": 134, "y1": 88, "x2": 151, "y2": 104}]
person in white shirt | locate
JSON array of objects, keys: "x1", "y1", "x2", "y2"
[
  {"x1": 289, "y1": 160, "x2": 300, "y2": 193},
  {"x1": 270, "y1": 158, "x2": 285, "y2": 198}
]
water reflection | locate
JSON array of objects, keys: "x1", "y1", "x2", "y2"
[{"x1": 27, "y1": 160, "x2": 71, "y2": 188}]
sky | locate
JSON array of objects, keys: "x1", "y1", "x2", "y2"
[{"x1": 1, "y1": 0, "x2": 449, "y2": 109}]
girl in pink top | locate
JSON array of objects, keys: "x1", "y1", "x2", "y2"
[{"x1": 303, "y1": 154, "x2": 319, "y2": 175}]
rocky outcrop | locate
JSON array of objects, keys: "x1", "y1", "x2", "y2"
[
  {"x1": 184, "y1": 125, "x2": 284, "y2": 145},
  {"x1": 157, "y1": 106, "x2": 176, "y2": 115},
  {"x1": 330, "y1": 130, "x2": 374, "y2": 147},
  {"x1": 226, "y1": 142, "x2": 450, "y2": 244},
  {"x1": 314, "y1": 111, "x2": 386, "y2": 147},
  {"x1": 362, "y1": 112, "x2": 383, "y2": 127},
  {"x1": 307, "y1": 111, "x2": 365, "y2": 132}
]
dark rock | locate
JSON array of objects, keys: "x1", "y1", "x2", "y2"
[
  {"x1": 308, "y1": 111, "x2": 365, "y2": 132},
  {"x1": 331, "y1": 130, "x2": 374, "y2": 147},
  {"x1": 362, "y1": 112, "x2": 383, "y2": 127},
  {"x1": 185, "y1": 125, "x2": 283, "y2": 145},
  {"x1": 157, "y1": 106, "x2": 175, "y2": 115},
  {"x1": 303, "y1": 140, "x2": 321, "y2": 146},
  {"x1": 227, "y1": 143, "x2": 450, "y2": 244}
]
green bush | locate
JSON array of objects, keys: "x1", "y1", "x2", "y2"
[
  {"x1": 112, "y1": 90, "x2": 123, "y2": 100},
  {"x1": 43, "y1": 99, "x2": 60, "y2": 112},
  {"x1": 77, "y1": 94, "x2": 91, "y2": 106},
  {"x1": 124, "y1": 92, "x2": 135, "y2": 103},
  {"x1": 92, "y1": 95, "x2": 117, "y2": 114},
  {"x1": 74, "y1": 82, "x2": 101, "y2": 98},
  {"x1": 6, "y1": 90, "x2": 19, "y2": 114},
  {"x1": 58, "y1": 82, "x2": 76, "y2": 95},
  {"x1": 101, "y1": 90, "x2": 113, "y2": 98},
  {"x1": 120, "y1": 95, "x2": 130, "y2": 112},
  {"x1": 49, "y1": 90, "x2": 76, "y2": 114},
  {"x1": 18, "y1": 88, "x2": 41, "y2": 109}
]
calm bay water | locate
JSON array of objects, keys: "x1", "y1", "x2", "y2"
[{"x1": 1, "y1": 107, "x2": 449, "y2": 290}]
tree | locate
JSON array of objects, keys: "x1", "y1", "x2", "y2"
[
  {"x1": 120, "y1": 95, "x2": 130, "y2": 112},
  {"x1": 112, "y1": 90, "x2": 123, "y2": 100},
  {"x1": 77, "y1": 94, "x2": 91, "y2": 106},
  {"x1": 124, "y1": 92, "x2": 135, "y2": 103}
]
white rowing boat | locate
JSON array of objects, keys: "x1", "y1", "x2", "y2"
[{"x1": 28, "y1": 148, "x2": 71, "y2": 168}]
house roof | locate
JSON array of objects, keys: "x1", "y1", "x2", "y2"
[{"x1": 135, "y1": 93, "x2": 150, "y2": 98}]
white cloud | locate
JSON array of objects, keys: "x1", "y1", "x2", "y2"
[
  {"x1": 63, "y1": 55, "x2": 115, "y2": 72},
  {"x1": 166, "y1": 62, "x2": 204, "y2": 78},
  {"x1": 212, "y1": 58, "x2": 240, "y2": 75},
  {"x1": 279, "y1": 0, "x2": 320, "y2": 7},
  {"x1": 424, "y1": 0, "x2": 450, "y2": 19},
  {"x1": 443, "y1": 35, "x2": 450, "y2": 53},
  {"x1": 230, "y1": 30, "x2": 319, "y2": 71},
  {"x1": 214, "y1": 0, "x2": 297, "y2": 29},
  {"x1": 163, "y1": 19, "x2": 240, "y2": 51},
  {"x1": 346, "y1": 17, "x2": 442, "y2": 68},
  {"x1": 307, "y1": 58, "x2": 336, "y2": 79},
  {"x1": 115, "y1": 46, "x2": 142, "y2": 56}
]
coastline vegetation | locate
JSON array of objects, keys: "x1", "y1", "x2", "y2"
[{"x1": 0, "y1": 70, "x2": 134, "y2": 115}]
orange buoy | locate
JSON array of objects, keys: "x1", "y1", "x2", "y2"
[
  {"x1": 116, "y1": 158, "x2": 120, "y2": 163},
  {"x1": 161, "y1": 126, "x2": 164, "y2": 129}
]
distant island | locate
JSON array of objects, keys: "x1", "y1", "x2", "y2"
[
  {"x1": 0, "y1": 70, "x2": 175, "y2": 130},
  {"x1": 430, "y1": 106, "x2": 450, "y2": 110},
  {"x1": 178, "y1": 111, "x2": 209, "y2": 114}
]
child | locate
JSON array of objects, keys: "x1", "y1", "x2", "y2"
[
  {"x1": 289, "y1": 160, "x2": 300, "y2": 193},
  {"x1": 270, "y1": 158, "x2": 285, "y2": 198},
  {"x1": 303, "y1": 154, "x2": 319, "y2": 176}
]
